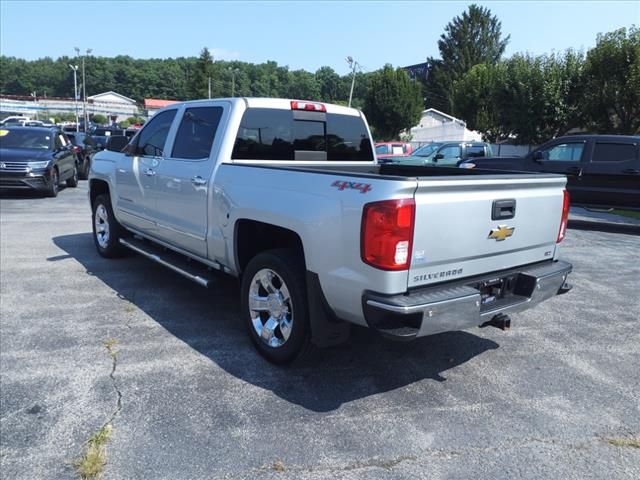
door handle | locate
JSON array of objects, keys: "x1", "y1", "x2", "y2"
[
  {"x1": 623, "y1": 168, "x2": 640, "y2": 174},
  {"x1": 144, "y1": 168, "x2": 156, "y2": 176},
  {"x1": 191, "y1": 176, "x2": 207, "y2": 186}
]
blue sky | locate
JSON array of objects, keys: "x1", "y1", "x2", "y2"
[{"x1": 1, "y1": 1, "x2": 638, "y2": 75}]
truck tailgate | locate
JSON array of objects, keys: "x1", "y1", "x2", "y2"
[{"x1": 409, "y1": 175, "x2": 567, "y2": 288}]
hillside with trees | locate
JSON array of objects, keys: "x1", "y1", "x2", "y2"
[{"x1": 1, "y1": 5, "x2": 638, "y2": 141}]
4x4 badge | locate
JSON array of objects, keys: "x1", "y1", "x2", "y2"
[{"x1": 488, "y1": 225, "x2": 515, "y2": 241}]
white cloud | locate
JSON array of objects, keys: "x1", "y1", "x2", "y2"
[{"x1": 210, "y1": 48, "x2": 240, "y2": 61}]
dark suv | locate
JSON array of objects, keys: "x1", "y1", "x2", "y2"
[
  {"x1": 0, "y1": 127, "x2": 79, "y2": 197},
  {"x1": 384, "y1": 141, "x2": 493, "y2": 166},
  {"x1": 65, "y1": 132, "x2": 99, "y2": 180},
  {"x1": 460, "y1": 135, "x2": 640, "y2": 210}
]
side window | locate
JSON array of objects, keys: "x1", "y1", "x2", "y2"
[
  {"x1": 466, "y1": 145, "x2": 486, "y2": 158},
  {"x1": 592, "y1": 143, "x2": 637, "y2": 163},
  {"x1": 136, "y1": 110, "x2": 177, "y2": 157},
  {"x1": 542, "y1": 143, "x2": 584, "y2": 162},
  {"x1": 439, "y1": 145, "x2": 461, "y2": 158},
  {"x1": 171, "y1": 106, "x2": 223, "y2": 159},
  {"x1": 376, "y1": 145, "x2": 390, "y2": 155}
]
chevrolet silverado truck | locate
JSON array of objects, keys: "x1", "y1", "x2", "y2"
[{"x1": 88, "y1": 98, "x2": 572, "y2": 363}]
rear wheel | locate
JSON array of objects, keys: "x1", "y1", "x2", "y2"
[
  {"x1": 66, "y1": 166, "x2": 79, "y2": 188},
  {"x1": 79, "y1": 157, "x2": 90, "y2": 180},
  {"x1": 92, "y1": 194, "x2": 127, "y2": 258},
  {"x1": 45, "y1": 168, "x2": 59, "y2": 197},
  {"x1": 240, "y1": 249, "x2": 311, "y2": 364}
]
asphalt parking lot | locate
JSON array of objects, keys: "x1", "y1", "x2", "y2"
[{"x1": 1, "y1": 183, "x2": 639, "y2": 479}]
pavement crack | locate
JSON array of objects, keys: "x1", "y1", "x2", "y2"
[
  {"x1": 72, "y1": 339, "x2": 123, "y2": 479},
  {"x1": 103, "y1": 338, "x2": 123, "y2": 428}
]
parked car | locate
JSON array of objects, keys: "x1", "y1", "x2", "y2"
[
  {"x1": 89, "y1": 127, "x2": 134, "y2": 151},
  {"x1": 89, "y1": 98, "x2": 572, "y2": 364},
  {"x1": 0, "y1": 126, "x2": 79, "y2": 197},
  {"x1": 385, "y1": 141, "x2": 493, "y2": 166},
  {"x1": 375, "y1": 142, "x2": 413, "y2": 160},
  {"x1": 0, "y1": 116, "x2": 32, "y2": 126},
  {"x1": 66, "y1": 132, "x2": 99, "y2": 179},
  {"x1": 459, "y1": 135, "x2": 640, "y2": 210}
]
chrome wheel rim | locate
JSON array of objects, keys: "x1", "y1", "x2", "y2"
[
  {"x1": 51, "y1": 170, "x2": 58, "y2": 193},
  {"x1": 248, "y1": 268, "x2": 293, "y2": 348},
  {"x1": 94, "y1": 204, "x2": 110, "y2": 248}
]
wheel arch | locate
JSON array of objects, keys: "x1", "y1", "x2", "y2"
[{"x1": 234, "y1": 219, "x2": 305, "y2": 275}]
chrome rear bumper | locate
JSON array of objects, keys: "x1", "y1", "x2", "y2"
[{"x1": 363, "y1": 260, "x2": 572, "y2": 339}]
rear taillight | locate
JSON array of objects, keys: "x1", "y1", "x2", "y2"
[
  {"x1": 72, "y1": 146, "x2": 81, "y2": 153},
  {"x1": 557, "y1": 189, "x2": 570, "y2": 243},
  {"x1": 290, "y1": 100, "x2": 326, "y2": 112},
  {"x1": 361, "y1": 199, "x2": 415, "y2": 271}
]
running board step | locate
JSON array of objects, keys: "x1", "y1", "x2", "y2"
[{"x1": 119, "y1": 237, "x2": 218, "y2": 287}]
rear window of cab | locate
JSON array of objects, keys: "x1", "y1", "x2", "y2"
[{"x1": 232, "y1": 108, "x2": 374, "y2": 161}]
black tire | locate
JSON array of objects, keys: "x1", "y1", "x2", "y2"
[
  {"x1": 45, "y1": 168, "x2": 59, "y2": 197},
  {"x1": 66, "y1": 165, "x2": 79, "y2": 188},
  {"x1": 92, "y1": 194, "x2": 127, "y2": 258},
  {"x1": 79, "y1": 157, "x2": 90, "y2": 180},
  {"x1": 240, "y1": 249, "x2": 311, "y2": 364}
]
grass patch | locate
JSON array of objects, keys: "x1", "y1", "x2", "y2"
[
  {"x1": 612, "y1": 209, "x2": 640, "y2": 220},
  {"x1": 73, "y1": 424, "x2": 112, "y2": 479},
  {"x1": 104, "y1": 339, "x2": 118, "y2": 360},
  {"x1": 272, "y1": 461, "x2": 286, "y2": 472},
  {"x1": 607, "y1": 437, "x2": 640, "y2": 448}
]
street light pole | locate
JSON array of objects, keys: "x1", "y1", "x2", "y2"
[
  {"x1": 346, "y1": 56, "x2": 359, "y2": 108},
  {"x1": 75, "y1": 47, "x2": 92, "y2": 130},
  {"x1": 69, "y1": 64, "x2": 79, "y2": 131}
]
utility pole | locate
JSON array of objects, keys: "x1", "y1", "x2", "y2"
[
  {"x1": 208, "y1": 77, "x2": 212, "y2": 99},
  {"x1": 229, "y1": 68, "x2": 239, "y2": 97},
  {"x1": 69, "y1": 64, "x2": 79, "y2": 131},
  {"x1": 346, "y1": 56, "x2": 360, "y2": 108},
  {"x1": 75, "y1": 47, "x2": 92, "y2": 130}
]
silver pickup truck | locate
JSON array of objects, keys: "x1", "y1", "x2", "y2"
[{"x1": 89, "y1": 98, "x2": 572, "y2": 363}]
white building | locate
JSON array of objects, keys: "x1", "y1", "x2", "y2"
[
  {"x1": 409, "y1": 108, "x2": 481, "y2": 142},
  {"x1": 0, "y1": 91, "x2": 140, "y2": 123}
]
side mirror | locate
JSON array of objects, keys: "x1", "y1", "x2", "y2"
[
  {"x1": 433, "y1": 153, "x2": 444, "y2": 162},
  {"x1": 105, "y1": 135, "x2": 129, "y2": 152},
  {"x1": 532, "y1": 151, "x2": 544, "y2": 162}
]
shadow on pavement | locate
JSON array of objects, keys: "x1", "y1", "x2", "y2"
[
  {"x1": 568, "y1": 219, "x2": 640, "y2": 236},
  {"x1": 53, "y1": 233, "x2": 499, "y2": 412}
]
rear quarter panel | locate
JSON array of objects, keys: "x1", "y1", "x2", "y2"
[{"x1": 213, "y1": 164, "x2": 417, "y2": 325}]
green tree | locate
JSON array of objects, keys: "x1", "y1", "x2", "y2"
[
  {"x1": 363, "y1": 65, "x2": 423, "y2": 140},
  {"x1": 426, "y1": 4, "x2": 509, "y2": 112},
  {"x1": 91, "y1": 114, "x2": 107, "y2": 125},
  {"x1": 581, "y1": 26, "x2": 640, "y2": 134},
  {"x1": 187, "y1": 47, "x2": 214, "y2": 100},
  {"x1": 452, "y1": 63, "x2": 503, "y2": 141}
]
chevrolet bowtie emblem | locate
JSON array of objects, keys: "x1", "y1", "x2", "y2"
[{"x1": 488, "y1": 225, "x2": 515, "y2": 241}]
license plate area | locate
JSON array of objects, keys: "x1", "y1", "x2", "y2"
[{"x1": 476, "y1": 274, "x2": 521, "y2": 307}]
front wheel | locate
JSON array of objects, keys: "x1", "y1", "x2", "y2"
[
  {"x1": 240, "y1": 249, "x2": 311, "y2": 364},
  {"x1": 45, "y1": 168, "x2": 59, "y2": 197},
  {"x1": 92, "y1": 194, "x2": 127, "y2": 258}
]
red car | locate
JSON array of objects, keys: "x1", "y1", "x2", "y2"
[{"x1": 375, "y1": 142, "x2": 413, "y2": 160}]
